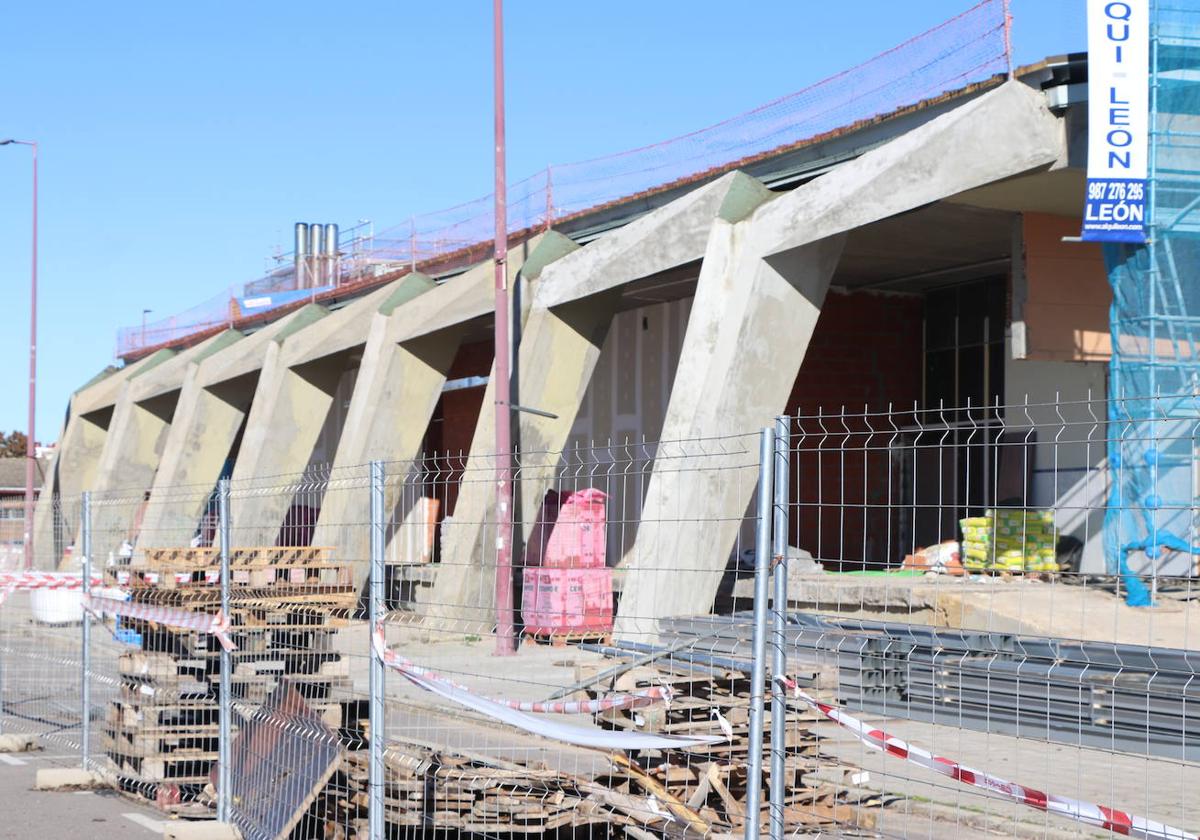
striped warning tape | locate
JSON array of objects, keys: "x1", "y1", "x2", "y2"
[
  {"x1": 372, "y1": 624, "x2": 670, "y2": 713},
  {"x1": 0, "y1": 572, "x2": 103, "y2": 590},
  {"x1": 785, "y1": 679, "x2": 1196, "y2": 840},
  {"x1": 82, "y1": 594, "x2": 236, "y2": 652}
]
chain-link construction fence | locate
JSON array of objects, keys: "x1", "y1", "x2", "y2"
[{"x1": 3, "y1": 397, "x2": 1200, "y2": 839}]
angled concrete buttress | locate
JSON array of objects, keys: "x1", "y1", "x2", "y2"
[
  {"x1": 317, "y1": 238, "x2": 546, "y2": 586},
  {"x1": 613, "y1": 80, "x2": 1064, "y2": 637},
  {"x1": 422, "y1": 172, "x2": 774, "y2": 632},
  {"x1": 31, "y1": 350, "x2": 175, "y2": 569},
  {"x1": 228, "y1": 279, "x2": 436, "y2": 547},
  {"x1": 87, "y1": 332, "x2": 243, "y2": 563},
  {"x1": 137, "y1": 307, "x2": 325, "y2": 550},
  {"x1": 306, "y1": 273, "x2": 439, "y2": 571}
]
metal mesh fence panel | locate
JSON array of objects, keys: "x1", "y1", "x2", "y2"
[
  {"x1": 222, "y1": 466, "x2": 372, "y2": 840},
  {"x1": 769, "y1": 395, "x2": 1199, "y2": 839},
  {"x1": 6, "y1": 395, "x2": 1200, "y2": 838},
  {"x1": 0, "y1": 493, "x2": 86, "y2": 769}
]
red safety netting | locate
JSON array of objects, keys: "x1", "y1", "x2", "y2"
[{"x1": 117, "y1": 0, "x2": 1009, "y2": 358}]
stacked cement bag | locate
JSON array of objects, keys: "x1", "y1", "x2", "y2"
[{"x1": 959, "y1": 509, "x2": 1057, "y2": 572}]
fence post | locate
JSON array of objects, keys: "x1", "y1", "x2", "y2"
[
  {"x1": 368, "y1": 460, "x2": 386, "y2": 840},
  {"x1": 744, "y1": 426, "x2": 775, "y2": 840},
  {"x1": 80, "y1": 491, "x2": 92, "y2": 771},
  {"x1": 217, "y1": 478, "x2": 232, "y2": 823},
  {"x1": 769, "y1": 418, "x2": 790, "y2": 840}
]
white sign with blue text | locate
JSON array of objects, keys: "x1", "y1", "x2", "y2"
[{"x1": 1084, "y1": 0, "x2": 1149, "y2": 243}]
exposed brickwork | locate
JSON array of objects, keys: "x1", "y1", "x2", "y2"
[{"x1": 785, "y1": 289, "x2": 925, "y2": 568}]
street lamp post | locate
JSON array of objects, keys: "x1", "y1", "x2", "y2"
[
  {"x1": 142, "y1": 309, "x2": 152, "y2": 348},
  {"x1": 1, "y1": 139, "x2": 37, "y2": 571},
  {"x1": 492, "y1": 0, "x2": 516, "y2": 655}
]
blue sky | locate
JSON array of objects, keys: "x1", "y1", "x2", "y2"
[{"x1": 0, "y1": 0, "x2": 1084, "y2": 442}]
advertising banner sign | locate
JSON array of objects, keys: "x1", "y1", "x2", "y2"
[{"x1": 1083, "y1": 0, "x2": 1150, "y2": 243}]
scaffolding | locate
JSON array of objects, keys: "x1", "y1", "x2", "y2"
[{"x1": 1104, "y1": 0, "x2": 1200, "y2": 594}]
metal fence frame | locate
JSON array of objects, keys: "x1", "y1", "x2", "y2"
[{"x1": 3, "y1": 407, "x2": 1199, "y2": 839}]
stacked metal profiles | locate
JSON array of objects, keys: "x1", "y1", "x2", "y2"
[
  {"x1": 656, "y1": 613, "x2": 1200, "y2": 761},
  {"x1": 103, "y1": 546, "x2": 360, "y2": 813}
]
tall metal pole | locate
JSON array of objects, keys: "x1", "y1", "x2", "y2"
[
  {"x1": 744, "y1": 426, "x2": 775, "y2": 840},
  {"x1": 769, "y1": 418, "x2": 790, "y2": 840},
  {"x1": 217, "y1": 478, "x2": 232, "y2": 823},
  {"x1": 80, "y1": 491, "x2": 91, "y2": 770},
  {"x1": 492, "y1": 0, "x2": 516, "y2": 655},
  {"x1": 1, "y1": 139, "x2": 38, "y2": 570},
  {"x1": 368, "y1": 460, "x2": 386, "y2": 840}
]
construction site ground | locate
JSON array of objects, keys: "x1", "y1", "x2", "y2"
[
  {"x1": 353, "y1": 616, "x2": 1199, "y2": 839},
  {"x1": 778, "y1": 572, "x2": 1200, "y2": 648}
]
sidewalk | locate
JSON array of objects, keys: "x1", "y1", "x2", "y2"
[{"x1": 0, "y1": 753, "x2": 168, "y2": 840}]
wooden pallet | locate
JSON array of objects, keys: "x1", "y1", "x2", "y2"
[
  {"x1": 139, "y1": 545, "x2": 335, "y2": 570},
  {"x1": 522, "y1": 629, "x2": 612, "y2": 648}
]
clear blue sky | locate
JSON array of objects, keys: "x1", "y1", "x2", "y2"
[{"x1": 0, "y1": 0, "x2": 1083, "y2": 443}]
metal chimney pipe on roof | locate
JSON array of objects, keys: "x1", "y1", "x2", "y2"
[
  {"x1": 309, "y1": 222, "x2": 325, "y2": 287},
  {"x1": 294, "y1": 223, "x2": 310, "y2": 289},
  {"x1": 324, "y1": 224, "x2": 339, "y2": 287}
]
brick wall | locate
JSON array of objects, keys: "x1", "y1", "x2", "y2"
[
  {"x1": 785, "y1": 288, "x2": 925, "y2": 568},
  {"x1": 429, "y1": 340, "x2": 492, "y2": 517}
]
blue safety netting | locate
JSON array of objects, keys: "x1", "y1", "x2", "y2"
[{"x1": 1104, "y1": 0, "x2": 1200, "y2": 596}]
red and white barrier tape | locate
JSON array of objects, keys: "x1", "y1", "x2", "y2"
[
  {"x1": 372, "y1": 624, "x2": 670, "y2": 713},
  {"x1": 82, "y1": 594, "x2": 236, "y2": 652},
  {"x1": 785, "y1": 680, "x2": 1196, "y2": 840},
  {"x1": 0, "y1": 572, "x2": 103, "y2": 591}
]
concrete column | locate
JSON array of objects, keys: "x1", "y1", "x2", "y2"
[
  {"x1": 613, "y1": 226, "x2": 846, "y2": 638},
  {"x1": 422, "y1": 177, "x2": 775, "y2": 632},
  {"x1": 31, "y1": 398, "x2": 107, "y2": 569},
  {"x1": 87, "y1": 332, "x2": 243, "y2": 561},
  {"x1": 32, "y1": 351, "x2": 175, "y2": 568},
  {"x1": 140, "y1": 307, "x2": 325, "y2": 550},
  {"x1": 225, "y1": 334, "x2": 344, "y2": 546},
  {"x1": 613, "y1": 81, "x2": 1063, "y2": 635},
  {"x1": 310, "y1": 329, "x2": 456, "y2": 573}
]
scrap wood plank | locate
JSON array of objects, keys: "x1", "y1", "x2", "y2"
[{"x1": 610, "y1": 751, "x2": 710, "y2": 837}]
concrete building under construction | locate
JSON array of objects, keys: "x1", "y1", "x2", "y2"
[{"x1": 35, "y1": 48, "x2": 1129, "y2": 633}]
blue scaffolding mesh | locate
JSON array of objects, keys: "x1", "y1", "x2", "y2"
[{"x1": 1104, "y1": 0, "x2": 1200, "y2": 589}]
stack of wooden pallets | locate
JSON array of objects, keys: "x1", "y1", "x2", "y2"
[{"x1": 103, "y1": 545, "x2": 360, "y2": 813}]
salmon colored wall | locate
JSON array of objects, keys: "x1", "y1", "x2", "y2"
[{"x1": 1021, "y1": 213, "x2": 1112, "y2": 362}]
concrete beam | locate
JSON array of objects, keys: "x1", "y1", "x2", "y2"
[{"x1": 613, "y1": 81, "x2": 1064, "y2": 635}]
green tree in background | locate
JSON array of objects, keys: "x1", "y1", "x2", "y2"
[{"x1": 0, "y1": 431, "x2": 28, "y2": 458}]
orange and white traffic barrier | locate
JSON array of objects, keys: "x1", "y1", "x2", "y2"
[
  {"x1": 372, "y1": 623, "x2": 669, "y2": 714},
  {"x1": 0, "y1": 572, "x2": 103, "y2": 591},
  {"x1": 82, "y1": 593, "x2": 236, "y2": 652}
]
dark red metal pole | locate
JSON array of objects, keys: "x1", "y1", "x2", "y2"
[
  {"x1": 26, "y1": 142, "x2": 36, "y2": 570},
  {"x1": 492, "y1": 0, "x2": 516, "y2": 655},
  {"x1": 2, "y1": 140, "x2": 38, "y2": 570}
]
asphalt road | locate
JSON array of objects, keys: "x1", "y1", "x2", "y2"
[{"x1": 0, "y1": 752, "x2": 167, "y2": 840}]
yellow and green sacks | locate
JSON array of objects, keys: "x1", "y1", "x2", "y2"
[{"x1": 959, "y1": 509, "x2": 1057, "y2": 572}]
